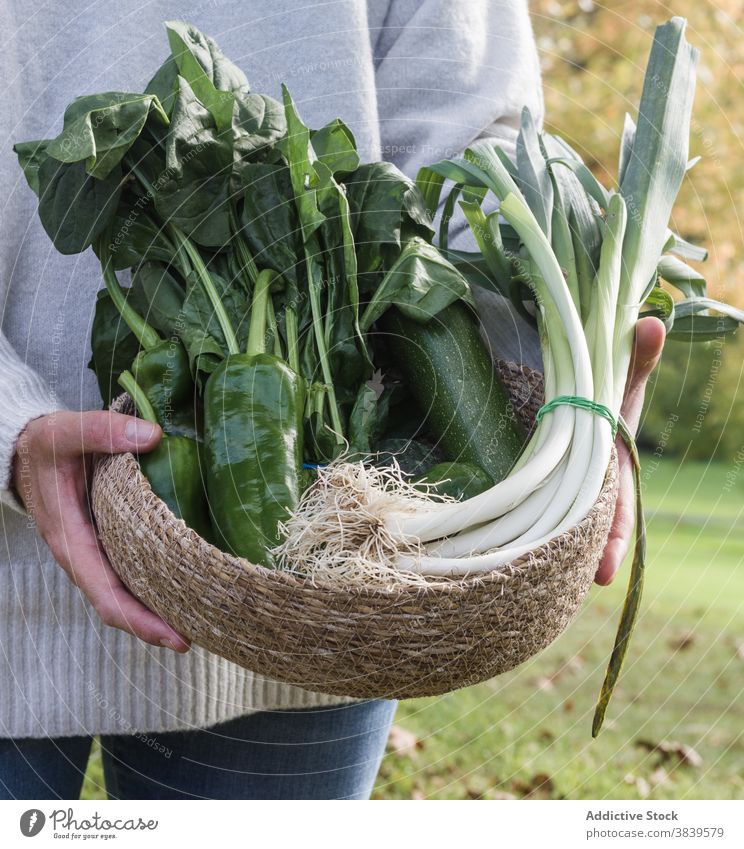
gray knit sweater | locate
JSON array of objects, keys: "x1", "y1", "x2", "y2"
[{"x1": 0, "y1": 0, "x2": 542, "y2": 738}]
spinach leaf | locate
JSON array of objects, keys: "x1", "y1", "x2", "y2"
[
  {"x1": 13, "y1": 139, "x2": 50, "y2": 195},
  {"x1": 311, "y1": 119, "x2": 359, "y2": 177},
  {"x1": 314, "y1": 160, "x2": 372, "y2": 388},
  {"x1": 280, "y1": 84, "x2": 327, "y2": 239},
  {"x1": 347, "y1": 383, "x2": 378, "y2": 455},
  {"x1": 360, "y1": 237, "x2": 471, "y2": 330},
  {"x1": 165, "y1": 20, "x2": 249, "y2": 95},
  {"x1": 166, "y1": 22, "x2": 238, "y2": 131},
  {"x1": 165, "y1": 23, "x2": 284, "y2": 166},
  {"x1": 145, "y1": 56, "x2": 180, "y2": 118},
  {"x1": 239, "y1": 162, "x2": 303, "y2": 287},
  {"x1": 37, "y1": 158, "x2": 122, "y2": 254},
  {"x1": 233, "y1": 93, "x2": 286, "y2": 163},
  {"x1": 46, "y1": 92, "x2": 168, "y2": 179},
  {"x1": 346, "y1": 379, "x2": 391, "y2": 456},
  {"x1": 97, "y1": 194, "x2": 174, "y2": 270},
  {"x1": 154, "y1": 76, "x2": 233, "y2": 246},
  {"x1": 129, "y1": 261, "x2": 186, "y2": 337},
  {"x1": 178, "y1": 267, "x2": 251, "y2": 377},
  {"x1": 88, "y1": 288, "x2": 141, "y2": 406},
  {"x1": 345, "y1": 161, "x2": 433, "y2": 283}
]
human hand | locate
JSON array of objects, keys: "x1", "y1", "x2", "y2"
[
  {"x1": 595, "y1": 317, "x2": 666, "y2": 585},
  {"x1": 12, "y1": 411, "x2": 191, "y2": 651}
]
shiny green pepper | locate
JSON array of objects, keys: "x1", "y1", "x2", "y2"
[
  {"x1": 119, "y1": 370, "x2": 212, "y2": 541},
  {"x1": 203, "y1": 269, "x2": 305, "y2": 567},
  {"x1": 132, "y1": 341, "x2": 200, "y2": 439},
  {"x1": 204, "y1": 353, "x2": 305, "y2": 566},
  {"x1": 139, "y1": 436, "x2": 213, "y2": 541},
  {"x1": 98, "y1": 240, "x2": 199, "y2": 438}
]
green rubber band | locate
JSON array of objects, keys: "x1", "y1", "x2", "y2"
[{"x1": 536, "y1": 395, "x2": 618, "y2": 438}]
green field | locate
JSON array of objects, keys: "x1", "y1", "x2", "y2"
[
  {"x1": 80, "y1": 453, "x2": 744, "y2": 800},
  {"x1": 373, "y1": 453, "x2": 744, "y2": 800}
]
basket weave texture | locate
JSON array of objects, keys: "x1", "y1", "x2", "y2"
[{"x1": 91, "y1": 361, "x2": 618, "y2": 699}]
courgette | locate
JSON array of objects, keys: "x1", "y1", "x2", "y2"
[{"x1": 379, "y1": 302, "x2": 526, "y2": 484}]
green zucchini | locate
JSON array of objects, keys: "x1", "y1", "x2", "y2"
[{"x1": 379, "y1": 302, "x2": 526, "y2": 484}]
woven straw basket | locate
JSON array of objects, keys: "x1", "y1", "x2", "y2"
[{"x1": 91, "y1": 361, "x2": 618, "y2": 700}]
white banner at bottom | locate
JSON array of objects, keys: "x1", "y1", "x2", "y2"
[{"x1": 1, "y1": 799, "x2": 742, "y2": 848}]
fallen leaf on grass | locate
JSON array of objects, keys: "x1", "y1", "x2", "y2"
[
  {"x1": 532, "y1": 655, "x2": 585, "y2": 690},
  {"x1": 669, "y1": 631, "x2": 696, "y2": 651},
  {"x1": 463, "y1": 774, "x2": 492, "y2": 800},
  {"x1": 636, "y1": 739, "x2": 703, "y2": 768},
  {"x1": 566, "y1": 654, "x2": 585, "y2": 672},
  {"x1": 386, "y1": 725, "x2": 423, "y2": 758},
  {"x1": 538, "y1": 728, "x2": 555, "y2": 742},
  {"x1": 650, "y1": 767, "x2": 669, "y2": 788},
  {"x1": 492, "y1": 790, "x2": 518, "y2": 800},
  {"x1": 624, "y1": 773, "x2": 651, "y2": 798},
  {"x1": 513, "y1": 772, "x2": 555, "y2": 799}
]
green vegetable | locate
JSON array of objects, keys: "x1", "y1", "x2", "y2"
[
  {"x1": 379, "y1": 303, "x2": 526, "y2": 484},
  {"x1": 88, "y1": 290, "x2": 141, "y2": 407},
  {"x1": 131, "y1": 343, "x2": 199, "y2": 440},
  {"x1": 16, "y1": 22, "x2": 472, "y2": 474},
  {"x1": 37, "y1": 158, "x2": 123, "y2": 254},
  {"x1": 118, "y1": 370, "x2": 212, "y2": 541},
  {"x1": 417, "y1": 462, "x2": 492, "y2": 501},
  {"x1": 45, "y1": 92, "x2": 168, "y2": 179},
  {"x1": 97, "y1": 237, "x2": 198, "y2": 438},
  {"x1": 203, "y1": 270, "x2": 305, "y2": 566}
]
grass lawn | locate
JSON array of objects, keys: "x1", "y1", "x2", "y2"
[
  {"x1": 80, "y1": 453, "x2": 744, "y2": 800},
  {"x1": 373, "y1": 453, "x2": 744, "y2": 800}
]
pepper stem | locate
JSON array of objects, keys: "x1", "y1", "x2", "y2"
[
  {"x1": 118, "y1": 370, "x2": 158, "y2": 424},
  {"x1": 96, "y1": 237, "x2": 161, "y2": 350},
  {"x1": 247, "y1": 270, "x2": 276, "y2": 357}
]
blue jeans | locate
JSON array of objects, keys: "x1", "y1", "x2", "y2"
[{"x1": 0, "y1": 700, "x2": 397, "y2": 800}]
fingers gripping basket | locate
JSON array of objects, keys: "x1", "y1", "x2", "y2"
[{"x1": 91, "y1": 361, "x2": 618, "y2": 700}]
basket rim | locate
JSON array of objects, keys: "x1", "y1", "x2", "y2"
[{"x1": 97, "y1": 391, "x2": 618, "y2": 600}]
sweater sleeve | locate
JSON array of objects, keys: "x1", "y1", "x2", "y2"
[
  {"x1": 373, "y1": 0, "x2": 544, "y2": 176},
  {"x1": 0, "y1": 332, "x2": 64, "y2": 513},
  {"x1": 373, "y1": 0, "x2": 544, "y2": 368}
]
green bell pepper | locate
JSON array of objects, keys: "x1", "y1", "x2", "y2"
[
  {"x1": 98, "y1": 236, "x2": 199, "y2": 438},
  {"x1": 118, "y1": 370, "x2": 212, "y2": 541},
  {"x1": 131, "y1": 341, "x2": 200, "y2": 439},
  {"x1": 204, "y1": 270, "x2": 305, "y2": 566}
]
